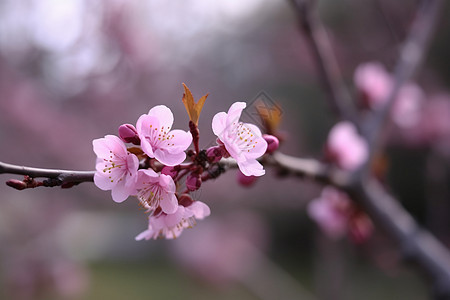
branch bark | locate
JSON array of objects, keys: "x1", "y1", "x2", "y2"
[
  {"x1": 289, "y1": 0, "x2": 356, "y2": 122},
  {"x1": 0, "y1": 161, "x2": 94, "y2": 189}
]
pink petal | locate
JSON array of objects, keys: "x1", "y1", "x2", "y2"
[
  {"x1": 160, "y1": 193, "x2": 178, "y2": 214},
  {"x1": 163, "y1": 130, "x2": 192, "y2": 154},
  {"x1": 154, "y1": 149, "x2": 186, "y2": 166},
  {"x1": 93, "y1": 135, "x2": 126, "y2": 158},
  {"x1": 135, "y1": 229, "x2": 154, "y2": 241},
  {"x1": 111, "y1": 180, "x2": 134, "y2": 203},
  {"x1": 212, "y1": 112, "x2": 228, "y2": 137},
  {"x1": 159, "y1": 174, "x2": 176, "y2": 193},
  {"x1": 226, "y1": 102, "x2": 246, "y2": 127},
  {"x1": 148, "y1": 105, "x2": 174, "y2": 130},
  {"x1": 188, "y1": 201, "x2": 211, "y2": 219},
  {"x1": 126, "y1": 153, "x2": 140, "y2": 176},
  {"x1": 237, "y1": 159, "x2": 265, "y2": 177},
  {"x1": 242, "y1": 123, "x2": 268, "y2": 159},
  {"x1": 164, "y1": 206, "x2": 187, "y2": 227},
  {"x1": 93, "y1": 172, "x2": 114, "y2": 191},
  {"x1": 140, "y1": 138, "x2": 155, "y2": 158},
  {"x1": 222, "y1": 138, "x2": 244, "y2": 160}
]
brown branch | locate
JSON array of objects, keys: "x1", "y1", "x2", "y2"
[
  {"x1": 262, "y1": 152, "x2": 450, "y2": 299},
  {"x1": 0, "y1": 161, "x2": 94, "y2": 189},
  {"x1": 362, "y1": 0, "x2": 444, "y2": 173},
  {"x1": 289, "y1": 0, "x2": 356, "y2": 122}
]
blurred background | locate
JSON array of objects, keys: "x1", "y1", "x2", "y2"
[{"x1": 0, "y1": 0, "x2": 449, "y2": 299}]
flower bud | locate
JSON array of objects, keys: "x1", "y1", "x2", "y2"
[
  {"x1": 186, "y1": 173, "x2": 202, "y2": 191},
  {"x1": 118, "y1": 124, "x2": 140, "y2": 145},
  {"x1": 178, "y1": 193, "x2": 194, "y2": 207},
  {"x1": 6, "y1": 179, "x2": 27, "y2": 190},
  {"x1": 237, "y1": 171, "x2": 258, "y2": 187},
  {"x1": 263, "y1": 134, "x2": 279, "y2": 154},
  {"x1": 206, "y1": 146, "x2": 226, "y2": 163},
  {"x1": 161, "y1": 166, "x2": 178, "y2": 179}
]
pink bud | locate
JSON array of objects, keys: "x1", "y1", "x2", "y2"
[
  {"x1": 118, "y1": 124, "x2": 140, "y2": 145},
  {"x1": 178, "y1": 194, "x2": 194, "y2": 207},
  {"x1": 186, "y1": 173, "x2": 202, "y2": 191},
  {"x1": 161, "y1": 166, "x2": 178, "y2": 179},
  {"x1": 206, "y1": 146, "x2": 227, "y2": 163},
  {"x1": 263, "y1": 134, "x2": 279, "y2": 154},
  {"x1": 6, "y1": 179, "x2": 27, "y2": 190},
  {"x1": 237, "y1": 171, "x2": 258, "y2": 187}
]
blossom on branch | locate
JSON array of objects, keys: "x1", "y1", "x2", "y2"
[
  {"x1": 135, "y1": 201, "x2": 211, "y2": 240},
  {"x1": 136, "y1": 105, "x2": 192, "y2": 166},
  {"x1": 326, "y1": 121, "x2": 368, "y2": 170},
  {"x1": 354, "y1": 62, "x2": 424, "y2": 129},
  {"x1": 212, "y1": 102, "x2": 268, "y2": 176},
  {"x1": 135, "y1": 169, "x2": 178, "y2": 214},
  {"x1": 93, "y1": 135, "x2": 139, "y2": 203}
]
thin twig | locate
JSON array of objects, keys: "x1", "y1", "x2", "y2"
[
  {"x1": 0, "y1": 161, "x2": 94, "y2": 189},
  {"x1": 289, "y1": 0, "x2": 356, "y2": 122}
]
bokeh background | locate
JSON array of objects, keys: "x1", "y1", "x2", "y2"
[{"x1": 0, "y1": 0, "x2": 449, "y2": 299}]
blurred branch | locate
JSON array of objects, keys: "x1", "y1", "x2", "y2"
[
  {"x1": 264, "y1": 152, "x2": 450, "y2": 299},
  {"x1": 0, "y1": 161, "x2": 94, "y2": 189},
  {"x1": 289, "y1": 0, "x2": 356, "y2": 122},
  {"x1": 362, "y1": 0, "x2": 444, "y2": 174},
  {"x1": 352, "y1": 180, "x2": 450, "y2": 300}
]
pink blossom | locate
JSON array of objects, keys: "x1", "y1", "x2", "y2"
[
  {"x1": 93, "y1": 135, "x2": 139, "y2": 203},
  {"x1": 327, "y1": 121, "x2": 368, "y2": 170},
  {"x1": 135, "y1": 169, "x2": 178, "y2": 214},
  {"x1": 392, "y1": 83, "x2": 424, "y2": 128},
  {"x1": 135, "y1": 201, "x2": 211, "y2": 240},
  {"x1": 212, "y1": 102, "x2": 268, "y2": 176},
  {"x1": 354, "y1": 62, "x2": 392, "y2": 108},
  {"x1": 307, "y1": 187, "x2": 350, "y2": 240},
  {"x1": 354, "y1": 62, "x2": 425, "y2": 128},
  {"x1": 136, "y1": 105, "x2": 192, "y2": 166}
]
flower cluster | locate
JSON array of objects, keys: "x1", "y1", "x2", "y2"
[
  {"x1": 93, "y1": 87, "x2": 274, "y2": 240},
  {"x1": 354, "y1": 62, "x2": 425, "y2": 129}
]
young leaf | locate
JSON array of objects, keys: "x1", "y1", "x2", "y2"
[{"x1": 182, "y1": 83, "x2": 208, "y2": 125}]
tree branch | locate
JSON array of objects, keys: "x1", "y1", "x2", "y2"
[
  {"x1": 289, "y1": 0, "x2": 356, "y2": 122},
  {"x1": 0, "y1": 161, "x2": 94, "y2": 189},
  {"x1": 265, "y1": 152, "x2": 450, "y2": 299},
  {"x1": 362, "y1": 0, "x2": 444, "y2": 173}
]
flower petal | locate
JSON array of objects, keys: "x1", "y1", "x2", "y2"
[
  {"x1": 212, "y1": 112, "x2": 228, "y2": 137},
  {"x1": 163, "y1": 130, "x2": 192, "y2": 154},
  {"x1": 93, "y1": 173, "x2": 114, "y2": 191},
  {"x1": 148, "y1": 105, "x2": 174, "y2": 130},
  {"x1": 238, "y1": 159, "x2": 265, "y2": 177},
  {"x1": 111, "y1": 180, "x2": 134, "y2": 203},
  {"x1": 154, "y1": 148, "x2": 186, "y2": 166},
  {"x1": 160, "y1": 193, "x2": 178, "y2": 214},
  {"x1": 188, "y1": 201, "x2": 211, "y2": 219},
  {"x1": 226, "y1": 102, "x2": 246, "y2": 128}
]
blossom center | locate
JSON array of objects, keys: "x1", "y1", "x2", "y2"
[
  {"x1": 229, "y1": 122, "x2": 258, "y2": 153},
  {"x1": 102, "y1": 150, "x2": 132, "y2": 183},
  {"x1": 146, "y1": 124, "x2": 176, "y2": 148}
]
